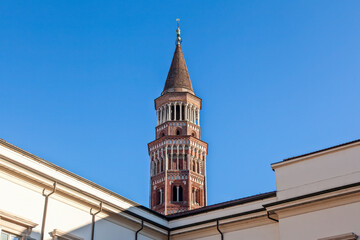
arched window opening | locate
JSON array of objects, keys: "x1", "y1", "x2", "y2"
[
  {"x1": 176, "y1": 129, "x2": 181, "y2": 135},
  {"x1": 179, "y1": 155, "x2": 183, "y2": 170},
  {"x1": 172, "y1": 186, "x2": 178, "y2": 202},
  {"x1": 192, "y1": 188, "x2": 200, "y2": 205},
  {"x1": 192, "y1": 161, "x2": 195, "y2": 172},
  {"x1": 176, "y1": 105, "x2": 180, "y2": 120},
  {"x1": 157, "y1": 190, "x2": 161, "y2": 205},
  {"x1": 171, "y1": 105, "x2": 175, "y2": 120},
  {"x1": 191, "y1": 132, "x2": 196, "y2": 137},
  {"x1": 197, "y1": 162, "x2": 200, "y2": 174},
  {"x1": 168, "y1": 157, "x2": 172, "y2": 170},
  {"x1": 179, "y1": 186, "x2": 183, "y2": 201},
  {"x1": 161, "y1": 159, "x2": 164, "y2": 172},
  {"x1": 173, "y1": 157, "x2": 177, "y2": 170},
  {"x1": 161, "y1": 132, "x2": 165, "y2": 137}
]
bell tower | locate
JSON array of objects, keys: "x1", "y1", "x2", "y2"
[{"x1": 148, "y1": 20, "x2": 208, "y2": 215}]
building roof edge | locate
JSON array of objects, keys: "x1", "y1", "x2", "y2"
[
  {"x1": 271, "y1": 139, "x2": 360, "y2": 169},
  {"x1": 0, "y1": 138, "x2": 167, "y2": 220}
]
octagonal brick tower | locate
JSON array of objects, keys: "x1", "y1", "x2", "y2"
[{"x1": 148, "y1": 24, "x2": 208, "y2": 215}]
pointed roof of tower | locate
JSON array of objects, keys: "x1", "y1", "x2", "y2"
[{"x1": 162, "y1": 21, "x2": 194, "y2": 95}]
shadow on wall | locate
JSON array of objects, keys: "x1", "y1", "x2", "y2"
[
  {"x1": 25, "y1": 211, "x2": 156, "y2": 240},
  {"x1": 0, "y1": 202, "x2": 160, "y2": 240}
]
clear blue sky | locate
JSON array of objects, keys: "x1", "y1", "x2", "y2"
[{"x1": 1, "y1": 1, "x2": 360, "y2": 207}]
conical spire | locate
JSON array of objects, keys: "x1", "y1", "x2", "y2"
[{"x1": 162, "y1": 20, "x2": 194, "y2": 95}]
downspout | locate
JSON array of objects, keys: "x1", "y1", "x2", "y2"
[
  {"x1": 267, "y1": 211, "x2": 279, "y2": 222},
  {"x1": 216, "y1": 220, "x2": 224, "y2": 240},
  {"x1": 41, "y1": 182, "x2": 57, "y2": 240},
  {"x1": 135, "y1": 220, "x2": 144, "y2": 240},
  {"x1": 90, "y1": 202, "x2": 103, "y2": 240}
]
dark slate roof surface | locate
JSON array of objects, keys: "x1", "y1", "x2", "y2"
[{"x1": 167, "y1": 191, "x2": 276, "y2": 219}]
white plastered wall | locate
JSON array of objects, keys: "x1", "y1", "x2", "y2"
[
  {"x1": 224, "y1": 223, "x2": 279, "y2": 240},
  {"x1": 278, "y1": 201, "x2": 360, "y2": 240},
  {"x1": 273, "y1": 143, "x2": 360, "y2": 200},
  {"x1": 0, "y1": 175, "x2": 153, "y2": 240},
  {"x1": 192, "y1": 223, "x2": 279, "y2": 240}
]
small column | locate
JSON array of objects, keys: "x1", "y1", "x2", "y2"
[
  {"x1": 184, "y1": 104, "x2": 188, "y2": 121},
  {"x1": 187, "y1": 106, "x2": 190, "y2": 122},
  {"x1": 164, "y1": 108, "x2": 166, "y2": 124},
  {"x1": 170, "y1": 145, "x2": 173, "y2": 170},
  {"x1": 160, "y1": 151, "x2": 164, "y2": 172},
  {"x1": 199, "y1": 153, "x2": 202, "y2": 174},
  {"x1": 182, "y1": 145, "x2": 185, "y2": 170},
  {"x1": 159, "y1": 159, "x2": 161, "y2": 174},
  {"x1": 157, "y1": 109, "x2": 159, "y2": 125},
  {"x1": 189, "y1": 106, "x2": 191, "y2": 123},
  {"x1": 159, "y1": 107, "x2": 161, "y2": 124},
  {"x1": 168, "y1": 104, "x2": 171, "y2": 121},
  {"x1": 174, "y1": 103, "x2": 176, "y2": 121},
  {"x1": 190, "y1": 107, "x2": 192, "y2": 123},
  {"x1": 176, "y1": 147, "x2": 179, "y2": 170},
  {"x1": 160, "y1": 189, "x2": 163, "y2": 204},
  {"x1": 197, "y1": 109, "x2": 200, "y2": 126},
  {"x1": 189, "y1": 106, "x2": 192, "y2": 123},
  {"x1": 180, "y1": 102, "x2": 183, "y2": 121},
  {"x1": 172, "y1": 103, "x2": 174, "y2": 121},
  {"x1": 161, "y1": 106, "x2": 164, "y2": 123},
  {"x1": 160, "y1": 108, "x2": 163, "y2": 124},
  {"x1": 163, "y1": 106, "x2": 166, "y2": 123},
  {"x1": 188, "y1": 150, "x2": 191, "y2": 171},
  {"x1": 169, "y1": 103, "x2": 172, "y2": 121},
  {"x1": 176, "y1": 186, "x2": 180, "y2": 202},
  {"x1": 192, "y1": 107, "x2": 195, "y2": 123}
]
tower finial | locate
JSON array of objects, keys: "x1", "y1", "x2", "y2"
[{"x1": 176, "y1": 18, "x2": 181, "y2": 45}]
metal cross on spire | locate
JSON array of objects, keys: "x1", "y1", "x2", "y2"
[{"x1": 176, "y1": 18, "x2": 182, "y2": 45}]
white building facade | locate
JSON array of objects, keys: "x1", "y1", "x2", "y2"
[{"x1": 0, "y1": 138, "x2": 359, "y2": 240}]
